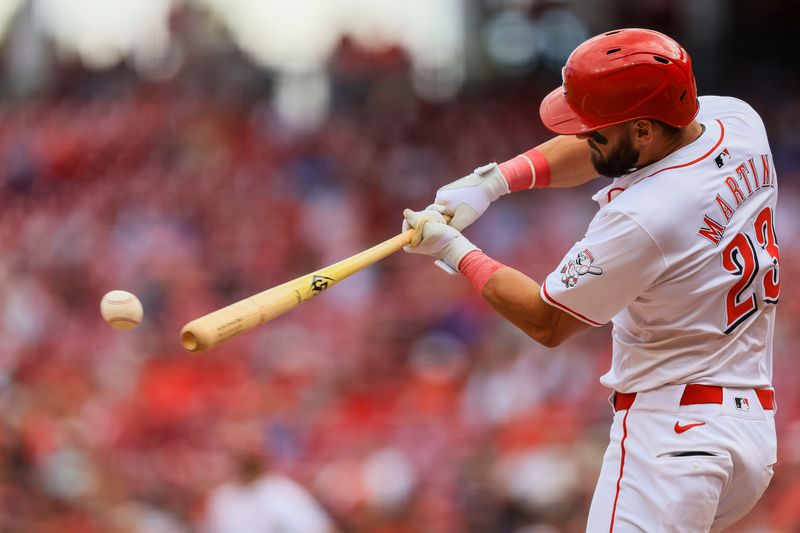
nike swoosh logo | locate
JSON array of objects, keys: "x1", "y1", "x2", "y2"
[{"x1": 674, "y1": 422, "x2": 706, "y2": 434}]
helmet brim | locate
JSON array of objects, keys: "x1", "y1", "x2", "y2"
[{"x1": 539, "y1": 86, "x2": 597, "y2": 135}]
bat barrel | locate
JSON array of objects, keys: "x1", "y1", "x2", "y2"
[
  {"x1": 179, "y1": 229, "x2": 416, "y2": 352},
  {"x1": 180, "y1": 293, "x2": 291, "y2": 352}
]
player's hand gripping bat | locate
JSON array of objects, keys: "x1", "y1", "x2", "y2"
[{"x1": 180, "y1": 215, "x2": 447, "y2": 352}]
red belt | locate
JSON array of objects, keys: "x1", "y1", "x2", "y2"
[{"x1": 614, "y1": 384, "x2": 775, "y2": 411}]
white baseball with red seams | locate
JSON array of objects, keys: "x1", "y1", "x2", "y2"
[
  {"x1": 100, "y1": 290, "x2": 144, "y2": 330},
  {"x1": 540, "y1": 96, "x2": 778, "y2": 531}
]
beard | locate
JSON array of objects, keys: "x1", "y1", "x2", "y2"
[{"x1": 590, "y1": 133, "x2": 640, "y2": 178}]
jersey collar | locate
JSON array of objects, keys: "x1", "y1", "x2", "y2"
[{"x1": 592, "y1": 119, "x2": 724, "y2": 207}]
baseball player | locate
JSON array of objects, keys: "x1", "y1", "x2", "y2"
[{"x1": 403, "y1": 28, "x2": 779, "y2": 531}]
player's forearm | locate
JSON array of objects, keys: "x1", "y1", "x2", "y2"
[
  {"x1": 537, "y1": 135, "x2": 600, "y2": 187},
  {"x1": 430, "y1": 136, "x2": 597, "y2": 231},
  {"x1": 499, "y1": 135, "x2": 598, "y2": 190},
  {"x1": 468, "y1": 264, "x2": 585, "y2": 347}
]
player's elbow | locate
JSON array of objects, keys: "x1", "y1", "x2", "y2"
[
  {"x1": 506, "y1": 317, "x2": 563, "y2": 347},
  {"x1": 541, "y1": 335, "x2": 566, "y2": 348},
  {"x1": 528, "y1": 328, "x2": 567, "y2": 348},
  {"x1": 492, "y1": 312, "x2": 562, "y2": 347},
  {"x1": 521, "y1": 310, "x2": 590, "y2": 348}
]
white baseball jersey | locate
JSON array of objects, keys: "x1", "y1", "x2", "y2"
[{"x1": 541, "y1": 95, "x2": 779, "y2": 393}]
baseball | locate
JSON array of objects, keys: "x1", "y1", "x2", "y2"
[{"x1": 100, "y1": 290, "x2": 143, "y2": 330}]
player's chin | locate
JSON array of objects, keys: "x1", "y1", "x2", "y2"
[
  {"x1": 591, "y1": 153, "x2": 631, "y2": 178},
  {"x1": 590, "y1": 154, "x2": 613, "y2": 178}
]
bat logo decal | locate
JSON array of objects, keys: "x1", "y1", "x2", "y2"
[{"x1": 310, "y1": 275, "x2": 335, "y2": 294}]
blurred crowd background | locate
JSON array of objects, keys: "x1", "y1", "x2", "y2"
[{"x1": 1, "y1": 1, "x2": 799, "y2": 532}]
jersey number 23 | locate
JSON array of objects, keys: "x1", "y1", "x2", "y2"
[{"x1": 721, "y1": 206, "x2": 780, "y2": 333}]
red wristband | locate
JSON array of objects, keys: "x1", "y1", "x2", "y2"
[
  {"x1": 498, "y1": 148, "x2": 552, "y2": 191},
  {"x1": 458, "y1": 250, "x2": 505, "y2": 292}
]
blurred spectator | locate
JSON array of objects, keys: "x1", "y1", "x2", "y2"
[{"x1": 205, "y1": 452, "x2": 336, "y2": 533}]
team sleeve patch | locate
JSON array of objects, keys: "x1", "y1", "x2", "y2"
[
  {"x1": 560, "y1": 248, "x2": 604, "y2": 288},
  {"x1": 543, "y1": 210, "x2": 666, "y2": 325}
]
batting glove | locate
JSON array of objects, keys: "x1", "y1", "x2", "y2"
[
  {"x1": 403, "y1": 205, "x2": 479, "y2": 274},
  {"x1": 433, "y1": 162, "x2": 510, "y2": 231}
]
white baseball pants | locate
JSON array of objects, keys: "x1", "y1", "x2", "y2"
[{"x1": 586, "y1": 384, "x2": 776, "y2": 532}]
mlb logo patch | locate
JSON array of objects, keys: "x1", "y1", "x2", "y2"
[
  {"x1": 714, "y1": 148, "x2": 732, "y2": 168},
  {"x1": 734, "y1": 397, "x2": 750, "y2": 411}
]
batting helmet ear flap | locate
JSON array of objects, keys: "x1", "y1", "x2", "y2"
[{"x1": 540, "y1": 28, "x2": 699, "y2": 135}]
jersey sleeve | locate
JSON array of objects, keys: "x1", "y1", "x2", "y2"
[
  {"x1": 697, "y1": 96, "x2": 769, "y2": 151},
  {"x1": 540, "y1": 209, "x2": 667, "y2": 326}
]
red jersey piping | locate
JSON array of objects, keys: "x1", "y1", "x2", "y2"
[
  {"x1": 609, "y1": 410, "x2": 630, "y2": 532},
  {"x1": 541, "y1": 280, "x2": 603, "y2": 327},
  {"x1": 643, "y1": 119, "x2": 726, "y2": 179},
  {"x1": 605, "y1": 120, "x2": 727, "y2": 204}
]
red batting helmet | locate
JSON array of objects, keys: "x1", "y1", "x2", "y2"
[{"x1": 539, "y1": 28, "x2": 698, "y2": 135}]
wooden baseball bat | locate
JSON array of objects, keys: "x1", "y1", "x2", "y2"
[{"x1": 181, "y1": 224, "x2": 424, "y2": 352}]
